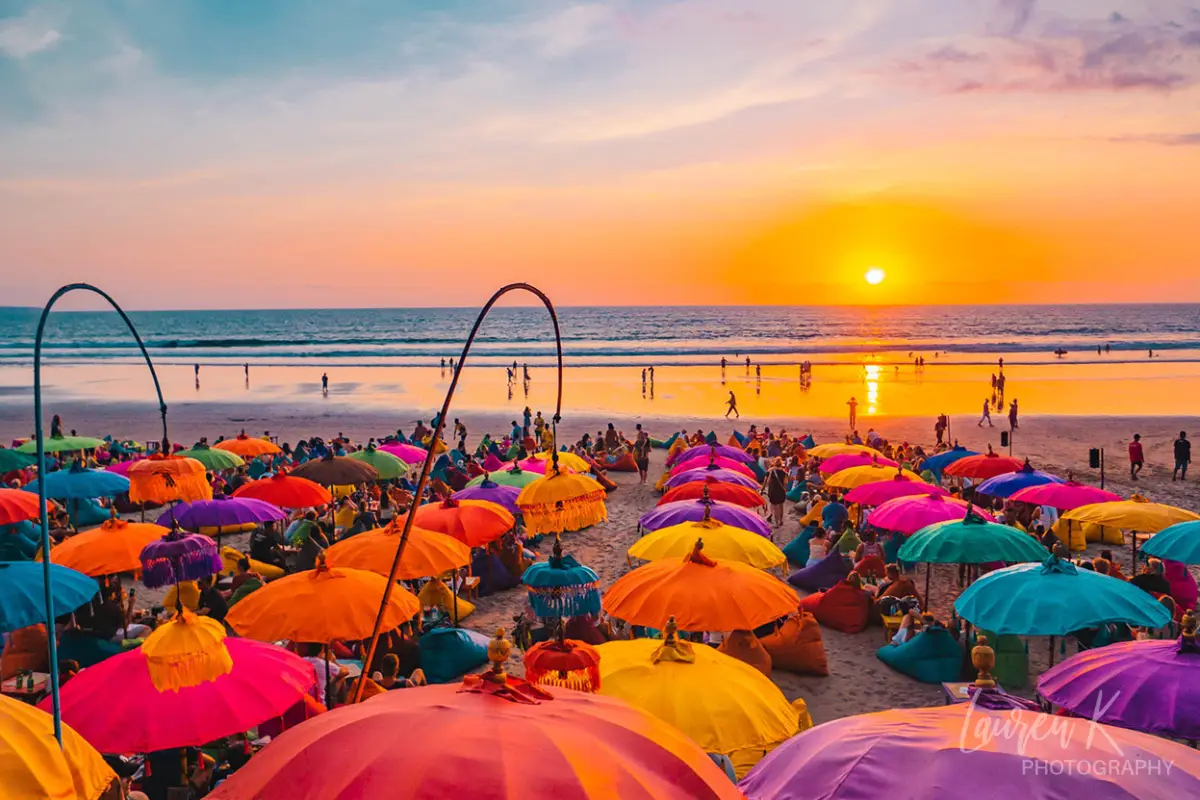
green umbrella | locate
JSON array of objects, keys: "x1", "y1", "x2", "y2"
[
  {"x1": 346, "y1": 446, "x2": 407, "y2": 481},
  {"x1": 465, "y1": 466, "x2": 540, "y2": 489},
  {"x1": 177, "y1": 444, "x2": 245, "y2": 471},
  {"x1": 16, "y1": 435, "x2": 108, "y2": 454},
  {"x1": 899, "y1": 514, "x2": 1048, "y2": 564},
  {"x1": 0, "y1": 449, "x2": 35, "y2": 471}
]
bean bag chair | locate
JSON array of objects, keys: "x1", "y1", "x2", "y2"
[
  {"x1": 1053, "y1": 518, "x2": 1123, "y2": 552},
  {"x1": 798, "y1": 579, "x2": 871, "y2": 634},
  {"x1": 782, "y1": 527, "x2": 817, "y2": 566},
  {"x1": 0, "y1": 521, "x2": 39, "y2": 561},
  {"x1": 1, "y1": 624, "x2": 48, "y2": 679},
  {"x1": 730, "y1": 432, "x2": 749, "y2": 447},
  {"x1": 605, "y1": 453, "x2": 638, "y2": 472},
  {"x1": 876, "y1": 624, "x2": 962, "y2": 684},
  {"x1": 57, "y1": 629, "x2": 122, "y2": 668},
  {"x1": 505, "y1": 444, "x2": 522, "y2": 461},
  {"x1": 799, "y1": 500, "x2": 825, "y2": 527},
  {"x1": 592, "y1": 471, "x2": 618, "y2": 492},
  {"x1": 1165, "y1": 560, "x2": 1198, "y2": 612},
  {"x1": 67, "y1": 499, "x2": 110, "y2": 528},
  {"x1": 800, "y1": 435, "x2": 816, "y2": 449},
  {"x1": 220, "y1": 546, "x2": 286, "y2": 582},
  {"x1": 717, "y1": 630, "x2": 772, "y2": 677},
  {"x1": 835, "y1": 530, "x2": 861, "y2": 556},
  {"x1": 112, "y1": 496, "x2": 162, "y2": 514},
  {"x1": 417, "y1": 578, "x2": 475, "y2": 623},
  {"x1": 704, "y1": 431, "x2": 718, "y2": 444},
  {"x1": 748, "y1": 461, "x2": 767, "y2": 481},
  {"x1": 708, "y1": 753, "x2": 737, "y2": 783},
  {"x1": 978, "y1": 630, "x2": 1029, "y2": 689},
  {"x1": 854, "y1": 554, "x2": 887, "y2": 580},
  {"x1": 758, "y1": 613, "x2": 828, "y2": 676},
  {"x1": 163, "y1": 580, "x2": 201, "y2": 611},
  {"x1": 229, "y1": 575, "x2": 263, "y2": 607},
  {"x1": 785, "y1": 484, "x2": 806, "y2": 503},
  {"x1": 658, "y1": 432, "x2": 680, "y2": 450},
  {"x1": 787, "y1": 549, "x2": 849, "y2": 592},
  {"x1": 482, "y1": 454, "x2": 504, "y2": 471},
  {"x1": 418, "y1": 627, "x2": 491, "y2": 684},
  {"x1": 470, "y1": 550, "x2": 521, "y2": 596}
]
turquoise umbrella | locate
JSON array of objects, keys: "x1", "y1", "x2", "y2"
[
  {"x1": 16, "y1": 435, "x2": 107, "y2": 454},
  {"x1": 899, "y1": 514, "x2": 1049, "y2": 565},
  {"x1": 0, "y1": 448, "x2": 35, "y2": 472},
  {"x1": 1142, "y1": 521, "x2": 1200, "y2": 565},
  {"x1": 0, "y1": 561, "x2": 99, "y2": 633},
  {"x1": 23, "y1": 462, "x2": 130, "y2": 500}
]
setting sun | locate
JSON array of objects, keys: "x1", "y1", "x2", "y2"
[{"x1": 865, "y1": 268, "x2": 886, "y2": 285}]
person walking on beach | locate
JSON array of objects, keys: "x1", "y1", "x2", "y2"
[
  {"x1": 244, "y1": 363, "x2": 249, "y2": 378},
  {"x1": 1008, "y1": 399, "x2": 1019, "y2": 430},
  {"x1": 979, "y1": 399, "x2": 993, "y2": 427},
  {"x1": 745, "y1": 356, "x2": 751, "y2": 374},
  {"x1": 648, "y1": 365, "x2": 655, "y2": 385},
  {"x1": 1173, "y1": 431, "x2": 1191, "y2": 481},
  {"x1": 765, "y1": 459, "x2": 788, "y2": 528},
  {"x1": 847, "y1": 396, "x2": 858, "y2": 431},
  {"x1": 725, "y1": 391, "x2": 740, "y2": 419},
  {"x1": 321, "y1": 373, "x2": 329, "y2": 395},
  {"x1": 633, "y1": 433, "x2": 651, "y2": 486},
  {"x1": 1129, "y1": 433, "x2": 1144, "y2": 481},
  {"x1": 721, "y1": 357, "x2": 727, "y2": 375}
]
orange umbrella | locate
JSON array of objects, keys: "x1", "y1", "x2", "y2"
[
  {"x1": 0, "y1": 488, "x2": 43, "y2": 526},
  {"x1": 232, "y1": 473, "x2": 331, "y2": 509},
  {"x1": 46, "y1": 518, "x2": 169, "y2": 576},
  {"x1": 325, "y1": 519, "x2": 471, "y2": 580},
  {"x1": 225, "y1": 559, "x2": 419, "y2": 643},
  {"x1": 213, "y1": 434, "x2": 282, "y2": 458},
  {"x1": 400, "y1": 498, "x2": 515, "y2": 548},
  {"x1": 128, "y1": 454, "x2": 212, "y2": 504},
  {"x1": 659, "y1": 481, "x2": 764, "y2": 508},
  {"x1": 603, "y1": 541, "x2": 798, "y2": 632}
]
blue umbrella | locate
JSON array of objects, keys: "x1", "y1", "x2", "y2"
[
  {"x1": 0, "y1": 561, "x2": 98, "y2": 633},
  {"x1": 521, "y1": 539, "x2": 601, "y2": 619},
  {"x1": 955, "y1": 554, "x2": 1171, "y2": 637},
  {"x1": 1142, "y1": 520, "x2": 1200, "y2": 565},
  {"x1": 975, "y1": 462, "x2": 1063, "y2": 498},
  {"x1": 23, "y1": 462, "x2": 130, "y2": 500},
  {"x1": 920, "y1": 446, "x2": 977, "y2": 478}
]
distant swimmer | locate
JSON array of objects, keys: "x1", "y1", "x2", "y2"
[
  {"x1": 721, "y1": 357, "x2": 727, "y2": 372},
  {"x1": 194, "y1": 364, "x2": 200, "y2": 377},
  {"x1": 725, "y1": 391, "x2": 740, "y2": 419},
  {"x1": 321, "y1": 372, "x2": 329, "y2": 395},
  {"x1": 745, "y1": 356, "x2": 751, "y2": 373},
  {"x1": 847, "y1": 396, "x2": 858, "y2": 430},
  {"x1": 1054, "y1": 348, "x2": 1066, "y2": 358}
]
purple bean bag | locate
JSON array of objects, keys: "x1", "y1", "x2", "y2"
[
  {"x1": 471, "y1": 550, "x2": 521, "y2": 596},
  {"x1": 787, "y1": 549, "x2": 850, "y2": 592}
]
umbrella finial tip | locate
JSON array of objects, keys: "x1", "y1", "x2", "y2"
[{"x1": 971, "y1": 635, "x2": 997, "y2": 688}]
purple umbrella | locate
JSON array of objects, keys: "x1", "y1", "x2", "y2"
[
  {"x1": 664, "y1": 467, "x2": 758, "y2": 491},
  {"x1": 1037, "y1": 625, "x2": 1200, "y2": 740},
  {"x1": 139, "y1": 528, "x2": 223, "y2": 589},
  {"x1": 667, "y1": 443, "x2": 754, "y2": 467},
  {"x1": 452, "y1": 479, "x2": 522, "y2": 517},
  {"x1": 156, "y1": 496, "x2": 289, "y2": 532},
  {"x1": 739, "y1": 704, "x2": 1200, "y2": 799},
  {"x1": 639, "y1": 499, "x2": 770, "y2": 537}
]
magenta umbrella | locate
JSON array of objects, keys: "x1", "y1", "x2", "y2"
[
  {"x1": 668, "y1": 455, "x2": 755, "y2": 479},
  {"x1": 667, "y1": 443, "x2": 754, "y2": 467},
  {"x1": 739, "y1": 704, "x2": 1200, "y2": 799},
  {"x1": 845, "y1": 479, "x2": 949, "y2": 507},
  {"x1": 378, "y1": 443, "x2": 429, "y2": 465},
  {"x1": 867, "y1": 494, "x2": 993, "y2": 535},
  {"x1": 1037, "y1": 628, "x2": 1200, "y2": 740},
  {"x1": 663, "y1": 467, "x2": 758, "y2": 491},
  {"x1": 818, "y1": 452, "x2": 899, "y2": 475},
  {"x1": 105, "y1": 457, "x2": 145, "y2": 477},
  {"x1": 1010, "y1": 481, "x2": 1121, "y2": 510}
]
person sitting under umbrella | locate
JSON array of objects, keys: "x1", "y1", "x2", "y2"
[{"x1": 876, "y1": 564, "x2": 920, "y2": 605}]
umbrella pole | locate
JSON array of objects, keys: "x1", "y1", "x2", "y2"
[
  {"x1": 1048, "y1": 636, "x2": 1055, "y2": 668},
  {"x1": 452, "y1": 576, "x2": 460, "y2": 629},
  {"x1": 924, "y1": 563, "x2": 932, "y2": 610},
  {"x1": 324, "y1": 644, "x2": 333, "y2": 708}
]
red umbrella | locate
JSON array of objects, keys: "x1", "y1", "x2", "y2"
[
  {"x1": 944, "y1": 453, "x2": 1024, "y2": 481},
  {"x1": 400, "y1": 498, "x2": 515, "y2": 548},
  {"x1": 659, "y1": 480, "x2": 764, "y2": 508},
  {"x1": 0, "y1": 488, "x2": 43, "y2": 526},
  {"x1": 233, "y1": 473, "x2": 331, "y2": 509}
]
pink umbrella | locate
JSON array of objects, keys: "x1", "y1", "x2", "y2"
[
  {"x1": 104, "y1": 457, "x2": 145, "y2": 477},
  {"x1": 1010, "y1": 481, "x2": 1121, "y2": 510},
  {"x1": 844, "y1": 479, "x2": 949, "y2": 507},
  {"x1": 819, "y1": 453, "x2": 899, "y2": 475},
  {"x1": 669, "y1": 455, "x2": 755, "y2": 479},
  {"x1": 868, "y1": 494, "x2": 994, "y2": 535},
  {"x1": 378, "y1": 443, "x2": 430, "y2": 465},
  {"x1": 514, "y1": 458, "x2": 549, "y2": 474}
]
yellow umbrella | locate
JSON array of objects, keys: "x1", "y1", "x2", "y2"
[
  {"x1": 596, "y1": 625, "x2": 804, "y2": 779},
  {"x1": 825, "y1": 463, "x2": 924, "y2": 490},
  {"x1": 325, "y1": 519, "x2": 471, "y2": 580},
  {"x1": 1063, "y1": 496, "x2": 1200, "y2": 533},
  {"x1": 0, "y1": 693, "x2": 116, "y2": 800},
  {"x1": 629, "y1": 519, "x2": 785, "y2": 570},
  {"x1": 517, "y1": 467, "x2": 608, "y2": 535},
  {"x1": 808, "y1": 443, "x2": 876, "y2": 458},
  {"x1": 533, "y1": 450, "x2": 591, "y2": 472}
]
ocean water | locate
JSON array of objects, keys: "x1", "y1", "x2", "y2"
[{"x1": 1, "y1": 304, "x2": 1198, "y2": 369}]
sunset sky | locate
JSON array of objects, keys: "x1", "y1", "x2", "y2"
[{"x1": 2, "y1": 1, "x2": 1199, "y2": 308}]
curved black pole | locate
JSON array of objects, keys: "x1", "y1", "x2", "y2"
[
  {"x1": 354, "y1": 283, "x2": 563, "y2": 702},
  {"x1": 33, "y1": 283, "x2": 170, "y2": 745}
]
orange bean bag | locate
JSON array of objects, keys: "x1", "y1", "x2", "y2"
[
  {"x1": 854, "y1": 555, "x2": 887, "y2": 580},
  {"x1": 798, "y1": 580, "x2": 872, "y2": 634},
  {"x1": 605, "y1": 452, "x2": 638, "y2": 472},
  {"x1": 717, "y1": 630, "x2": 772, "y2": 677},
  {"x1": 1, "y1": 624, "x2": 48, "y2": 680},
  {"x1": 591, "y1": 471, "x2": 618, "y2": 492},
  {"x1": 758, "y1": 613, "x2": 828, "y2": 676}
]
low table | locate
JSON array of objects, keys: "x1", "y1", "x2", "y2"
[
  {"x1": 942, "y1": 681, "x2": 1002, "y2": 705},
  {"x1": 2, "y1": 672, "x2": 49, "y2": 703}
]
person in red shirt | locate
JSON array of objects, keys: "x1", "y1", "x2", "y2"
[{"x1": 1129, "y1": 433, "x2": 1144, "y2": 480}]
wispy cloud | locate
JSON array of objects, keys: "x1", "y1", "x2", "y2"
[
  {"x1": 1110, "y1": 132, "x2": 1200, "y2": 145},
  {"x1": 0, "y1": 7, "x2": 62, "y2": 59}
]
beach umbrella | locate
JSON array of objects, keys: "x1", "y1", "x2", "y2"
[
  {"x1": 532, "y1": 450, "x2": 592, "y2": 472},
  {"x1": 919, "y1": 445, "x2": 977, "y2": 475},
  {"x1": 0, "y1": 448, "x2": 34, "y2": 472},
  {"x1": 102, "y1": 458, "x2": 144, "y2": 477},
  {"x1": 737, "y1": 703, "x2": 1200, "y2": 800},
  {"x1": 669, "y1": 455, "x2": 755, "y2": 479},
  {"x1": 212, "y1": 434, "x2": 281, "y2": 458},
  {"x1": 128, "y1": 454, "x2": 211, "y2": 504},
  {"x1": 291, "y1": 453, "x2": 379, "y2": 486},
  {"x1": 0, "y1": 561, "x2": 98, "y2": 633},
  {"x1": 817, "y1": 452, "x2": 899, "y2": 475},
  {"x1": 0, "y1": 488, "x2": 43, "y2": 526},
  {"x1": 1009, "y1": 481, "x2": 1120, "y2": 510},
  {"x1": 233, "y1": 472, "x2": 332, "y2": 508},
  {"x1": 16, "y1": 435, "x2": 107, "y2": 454},
  {"x1": 974, "y1": 461, "x2": 1063, "y2": 498},
  {"x1": 207, "y1": 656, "x2": 741, "y2": 800},
  {"x1": 867, "y1": 494, "x2": 994, "y2": 535},
  {"x1": 630, "y1": 519, "x2": 786, "y2": 570},
  {"x1": 345, "y1": 445, "x2": 407, "y2": 480},
  {"x1": 139, "y1": 528, "x2": 223, "y2": 590},
  {"x1": 1143, "y1": 520, "x2": 1200, "y2": 565},
  {"x1": 659, "y1": 480, "x2": 765, "y2": 508},
  {"x1": 668, "y1": 443, "x2": 755, "y2": 467},
  {"x1": 452, "y1": 478, "x2": 521, "y2": 516},
  {"x1": 602, "y1": 541, "x2": 798, "y2": 632},
  {"x1": 1037, "y1": 617, "x2": 1200, "y2": 740},
  {"x1": 844, "y1": 478, "x2": 949, "y2": 507},
  {"x1": 377, "y1": 442, "x2": 429, "y2": 465},
  {"x1": 156, "y1": 495, "x2": 288, "y2": 535},
  {"x1": 47, "y1": 518, "x2": 169, "y2": 576},
  {"x1": 943, "y1": 452, "x2": 1024, "y2": 480},
  {"x1": 825, "y1": 464, "x2": 924, "y2": 491},
  {"x1": 0, "y1": 693, "x2": 116, "y2": 800},
  {"x1": 521, "y1": 537, "x2": 602, "y2": 618},
  {"x1": 225, "y1": 559, "x2": 420, "y2": 643},
  {"x1": 401, "y1": 498, "x2": 515, "y2": 548},
  {"x1": 465, "y1": 465, "x2": 541, "y2": 489},
  {"x1": 516, "y1": 468, "x2": 608, "y2": 535},
  {"x1": 664, "y1": 466, "x2": 758, "y2": 490},
  {"x1": 325, "y1": 519, "x2": 470, "y2": 580},
  {"x1": 524, "y1": 636, "x2": 602, "y2": 692},
  {"x1": 598, "y1": 629, "x2": 801, "y2": 779},
  {"x1": 899, "y1": 514, "x2": 1049, "y2": 565},
  {"x1": 23, "y1": 463, "x2": 129, "y2": 500},
  {"x1": 1062, "y1": 496, "x2": 1199, "y2": 533},
  {"x1": 805, "y1": 442, "x2": 876, "y2": 458},
  {"x1": 176, "y1": 443, "x2": 244, "y2": 471},
  {"x1": 510, "y1": 457, "x2": 550, "y2": 474},
  {"x1": 954, "y1": 554, "x2": 1171, "y2": 637},
  {"x1": 44, "y1": 612, "x2": 316, "y2": 753},
  {"x1": 639, "y1": 496, "x2": 771, "y2": 537}
]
